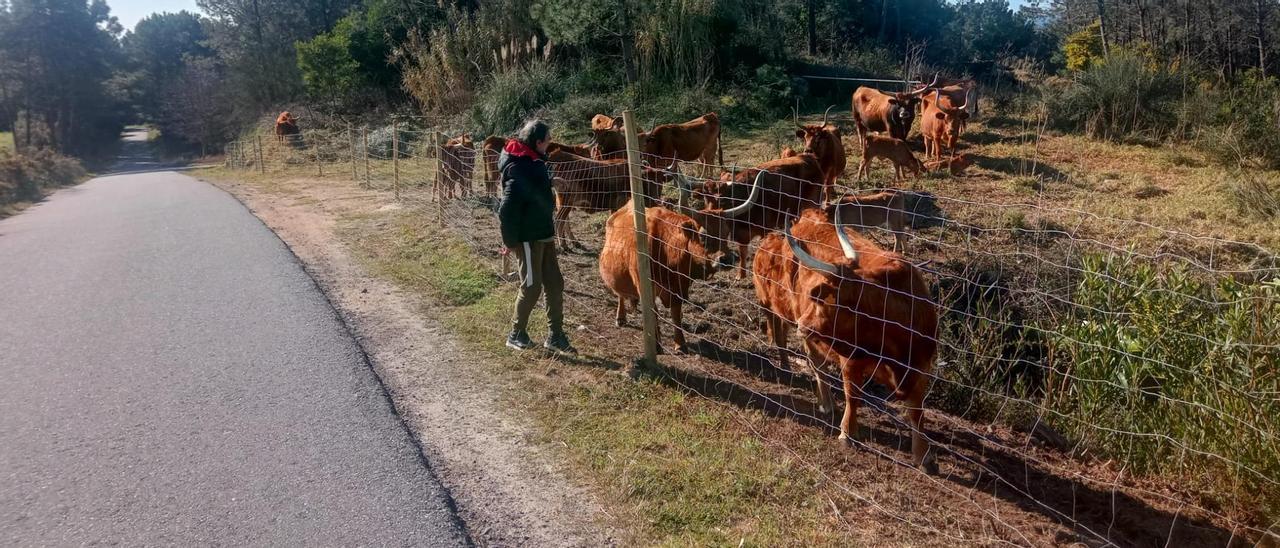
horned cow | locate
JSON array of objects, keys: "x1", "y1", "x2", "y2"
[
  {"x1": 850, "y1": 74, "x2": 938, "y2": 146},
  {"x1": 274, "y1": 111, "x2": 300, "y2": 144},
  {"x1": 752, "y1": 211, "x2": 939, "y2": 471},
  {"x1": 792, "y1": 106, "x2": 847, "y2": 203},
  {"x1": 921, "y1": 89, "x2": 970, "y2": 160}
]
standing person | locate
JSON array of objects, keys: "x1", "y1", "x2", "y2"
[{"x1": 498, "y1": 120, "x2": 575, "y2": 353}]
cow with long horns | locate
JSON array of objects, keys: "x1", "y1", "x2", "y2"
[
  {"x1": 921, "y1": 89, "x2": 971, "y2": 160},
  {"x1": 850, "y1": 74, "x2": 939, "y2": 148},
  {"x1": 675, "y1": 155, "x2": 825, "y2": 279},
  {"x1": 752, "y1": 210, "x2": 938, "y2": 471},
  {"x1": 793, "y1": 106, "x2": 847, "y2": 203}
]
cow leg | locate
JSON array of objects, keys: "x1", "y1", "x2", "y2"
[
  {"x1": 671, "y1": 298, "x2": 687, "y2": 352},
  {"x1": 736, "y1": 243, "x2": 749, "y2": 280},
  {"x1": 838, "y1": 357, "x2": 870, "y2": 445},
  {"x1": 893, "y1": 230, "x2": 907, "y2": 253},
  {"x1": 765, "y1": 312, "x2": 790, "y2": 371},
  {"x1": 801, "y1": 338, "x2": 836, "y2": 419},
  {"x1": 615, "y1": 296, "x2": 627, "y2": 327}
]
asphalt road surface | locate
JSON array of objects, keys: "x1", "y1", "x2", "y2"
[{"x1": 0, "y1": 131, "x2": 469, "y2": 546}]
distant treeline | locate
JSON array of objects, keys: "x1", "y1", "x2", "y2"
[{"x1": 0, "y1": 0, "x2": 1277, "y2": 157}]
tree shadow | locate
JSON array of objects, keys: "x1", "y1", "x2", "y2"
[{"x1": 971, "y1": 154, "x2": 1066, "y2": 181}]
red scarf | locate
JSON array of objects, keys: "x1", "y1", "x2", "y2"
[{"x1": 504, "y1": 139, "x2": 543, "y2": 160}]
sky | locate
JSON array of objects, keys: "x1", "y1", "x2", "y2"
[{"x1": 111, "y1": 0, "x2": 200, "y2": 31}]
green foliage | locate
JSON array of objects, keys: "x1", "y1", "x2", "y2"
[
  {"x1": 1050, "y1": 51, "x2": 1182, "y2": 140},
  {"x1": 1053, "y1": 254, "x2": 1280, "y2": 522},
  {"x1": 1202, "y1": 70, "x2": 1280, "y2": 169},
  {"x1": 296, "y1": 19, "x2": 363, "y2": 108},
  {"x1": 1063, "y1": 22, "x2": 1104, "y2": 72},
  {"x1": 0, "y1": 148, "x2": 86, "y2": 206},
  {"x1": 467, "y1": 63, "x2": 567, "y2": 138},
  {"x1": 122, "y1": 11, "x2": 211, "y2": 121}
]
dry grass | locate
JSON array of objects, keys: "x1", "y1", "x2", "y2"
[{"x1": 0, "y1": 132, "x2": 13, "y2": 153}]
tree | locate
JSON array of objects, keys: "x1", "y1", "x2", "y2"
[
  {"x1": 296, "y1": 18, "x2": 362, "y2": 110},
  {"x1": 122, "y1": 11, "x2": 212, "y2": 121}
]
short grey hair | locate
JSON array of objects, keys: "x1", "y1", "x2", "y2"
[{"x1": 517, "y1": 119, "x2": 551, "y2": 148}]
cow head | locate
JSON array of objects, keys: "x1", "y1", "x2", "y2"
[
  {"x1": 885, "y1": 74, "x2": 940, "y2": 136},
  {"x1": 686, "y1": 170, "x2": 766, "y2": 263},
  {"x1": 784, "y1": 214, "x2": 860, "y2": 276},
  {"x1": 793, "y1": 105, "x2": 842, "y2": 160}
]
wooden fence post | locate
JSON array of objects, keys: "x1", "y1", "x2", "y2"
[
  {"x1": 255, "y1": 134, "x2": 264, "y2": 174},
  {"x1": 362, "y1": 126, "x2": 370, "y2": 188},
  {"x1": 349, "y1": 125, "x2": 357, "y2": 182},
  {"x1": 392, "y1": 120, "x2": 400, "y2": 200},
  {"x1": 316, "y1": 132, "x2": 323, "y2": 176},
  {"x1": 622, "y1": 110, "x2": 659, "y2": 368},
  {"x1": 433, "y1": 129, "x2": 445, "y2": 224}
]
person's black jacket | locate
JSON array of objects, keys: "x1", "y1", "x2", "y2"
[{"x1": 497, "y1": 146, "x2": 556, "y2": 248}]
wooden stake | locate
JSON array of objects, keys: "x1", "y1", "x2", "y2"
[
  {"x1": 362, "y1": 127, "x2": 370, "y2": 188},
  {"x1": 255, "y1": 134, "x2": 264, "y2": 174},
  {"x1": 316, "y1": 133, "x2": 323, "y2": 176},
  {"x1": 622, "y1": 110, "x2": 659, "y2": 367},
  {"x1": 349, "y1": 125, "x2": 357, "y2": 182},
  {"x1": 392, "y1": 121, "x2": 400, "y2": 200}
]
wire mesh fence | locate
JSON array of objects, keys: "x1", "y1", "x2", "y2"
[{"x1": 225, "y1": 111, "x2": 1280, "y2": 545}]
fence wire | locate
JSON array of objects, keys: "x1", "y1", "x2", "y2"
[{"x1": 226, "y1": 117, "x2": 1280, "y2": 546}]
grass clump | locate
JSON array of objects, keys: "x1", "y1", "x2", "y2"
[
  {"x1": 0, "y1": 148, "x2": 87, "y2": 214},
  {"x1": 0, "y1": 131, "x2": 13, "y2": 152},
  {"x1": 1226, "y1": 175, "x2": 1280, "y2": 220},
  {"x1": 1050, "y1": 51, "x2": 1182, "y2": 141}
]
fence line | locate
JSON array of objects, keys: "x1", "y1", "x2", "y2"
[{"x1": 225, "y1": 119, "x2": 1280, "y2": 545}]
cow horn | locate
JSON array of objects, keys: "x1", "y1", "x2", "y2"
[
  {"x1": 722, "y1": 170, "x2": 765, "y2": 219},
  {"x1": 908, "y1": 73, "x2": 941, "y2": 97},
  {"x1": 821, "y1": 105, "x2": 835, "y2": 128},
  {"x1": 954, "y1": 90, "x2": 970, "y2": 113},
  {"x1": 793, "y1": 106, "x2": 804, "y2": 130},
  {"x1": 785, "y1": 220, "x2": 840, "y2": 276},
  {"x1": 833, "y1": 217, "x2": 859, "y2": 263}
]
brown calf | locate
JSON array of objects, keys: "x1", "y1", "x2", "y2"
[
  {"x1": 437, "y1": 134, "x2": 476, "y2": 200},
  {"x1": 546, "y1": 149, "x2": 664, "y2": 251},
  {"x1": 857, "y1": 135, "x2": 925, "y2": 182},
  {"x1": 481, "y1": 136, "x2": 506, "y2": 197}
]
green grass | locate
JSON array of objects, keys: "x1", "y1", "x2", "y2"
[{"x1": 337, "y1": 209, "x2": 848, "y2": 546}]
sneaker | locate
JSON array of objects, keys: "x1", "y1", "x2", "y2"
[
  {"x1": 506, "y1": 330, "x2": 534, "y2": 351},
  {"x1": 544, "y1": 332, "x2": 577, "y2": 354}
]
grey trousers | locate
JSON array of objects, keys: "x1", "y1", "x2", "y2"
[{"x1": 510, "y1": 240, "x2": 564, "y2": 335}]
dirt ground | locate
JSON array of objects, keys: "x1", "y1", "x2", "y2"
[{"x1": 201, "y1": 174, "x2": 620, "y2": 547}]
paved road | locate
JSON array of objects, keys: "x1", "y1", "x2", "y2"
[{"x1": 0, "y1": 132, "x2": 469, "y2": 546}]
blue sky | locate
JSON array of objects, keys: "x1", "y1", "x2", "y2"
[{"x1": 111, "y1": 0, "x2": 200, "y2": 31}]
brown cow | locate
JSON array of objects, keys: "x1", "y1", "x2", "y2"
[
  {"x1": 857, "y1": 135, "x2": 925, "y2": 182},
  {"x1": 752, "y1": 211, "x2": 938, "y2": 471},
  {"x1": 436, "y1": 134, "x2": 476, "y2": 200},
  {"x1": 679, "y1": 154, "x2": 826, "y2": 279},
  {"x1": 599, "y1": 205, "x2": 734, "y2": 352},
  {"x1": 547, "y1": 149, "x2": 665, "y2": 251},
  {"x1": 850, "y1": 74, "x2": 938, "y2": 147},
  {"x1": 826, "y1": 190, "x2": 908, "y2": 252},
  {"x1": 547, "y1": 141, "x2": 594, "y2": 157},
  {"x1": 274, "y1": 111, "x2": 299, "y2": 144},
  {"x1": 914, "y1": 78, "x2": 978, "y2": 124},
  {"x1": 793, "y1": 106, "x2": 846, "y2": 203},
  {"x1": 590, "y1": 114, "x2": 629, "y2": 160},
  {"x1": 480, "y1": 136, "x2": 506, "y2": 197},
  {"x1": 921, "y1": 89, "x2": 970, "y2": 160},
  {"x1": 923, "y1": 153, "x2": 973, "y2": 176}
]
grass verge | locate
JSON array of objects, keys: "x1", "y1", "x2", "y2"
[{"x1": 337, "y1": 210, "x2": 850, "y2": 547}]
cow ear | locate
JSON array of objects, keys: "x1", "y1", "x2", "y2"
[
  {"x1": 794, "y1": 129, "x2": 805, "y2": 139},
  {"x1": 888, "y1": 99, "x2": 900, "y2": 106}
]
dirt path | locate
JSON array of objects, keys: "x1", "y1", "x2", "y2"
[{"x1": 201, "y1": 175, "x2": 618, "y2": 547}]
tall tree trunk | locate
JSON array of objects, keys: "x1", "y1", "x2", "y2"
[
  {"x1": 807, "y1": 0, "x2": 816, "y2": 56},
  {"x1": 1096, "y1": 0, "x2": 1110, "y2": 56},
  {"x1": 620, "y1": 1, "x2": 637, "y2": 84},
  {"x1": 877, "y1": 0, "x2": 888, "y2": 43},
  {"x1": 1255, "y1": 0, "x2": 1269, "y2": 73}
]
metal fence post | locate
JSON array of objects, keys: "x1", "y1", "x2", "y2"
[
  {"x1": 392, "y1": 120, "x2": 400, "y2": 200},
  {"x1": 622, "y1": 110, "x2": 659, "y2": 367},
  {"x1": 255, "y1": 134, "x2": 264, "y2": 174}
]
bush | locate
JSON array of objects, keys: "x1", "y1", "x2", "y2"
[
  {"x1": 1225, "y1": 173, "x2": 1280, "y2": 220},
  {"x1": 1049, "y1": 51, "x2": 1182, "y2": 140},
  {"x1": 467, "y1": 63, "x2": 567, "y2": 138},
  {"x1": 1201, "y1": 70, "x2": 1280, "y2": 169},
  {"x1": 1052, "y1": 254, "x2": 1280, "y2": 523},
  {"x1": 0, "y1": 148, "x2": 87, "y2": 206}
]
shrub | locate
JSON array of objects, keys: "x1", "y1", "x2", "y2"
[
  {"x1": 1201, "y1": 70, "x2": 1280, "y2": 169},
  {"x1": 1062, "y1": 22, "x2": 1104, "y2": 71},
  {"x1": 1050, "y1": 51, "x2": 1182, "y2": 140},
  {"x1": 0, "y1": 148, "x2": 87, "y2": 206},
  {"x1": 467, "y1": 63, "x2": 567, "y2": 138},
  {"x1": 1225, "y1": 174, "x2": 1280, "y2": 220},
  {"x1": 1052, "y1": 254, "x2": 1280, "y2": 523}
]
